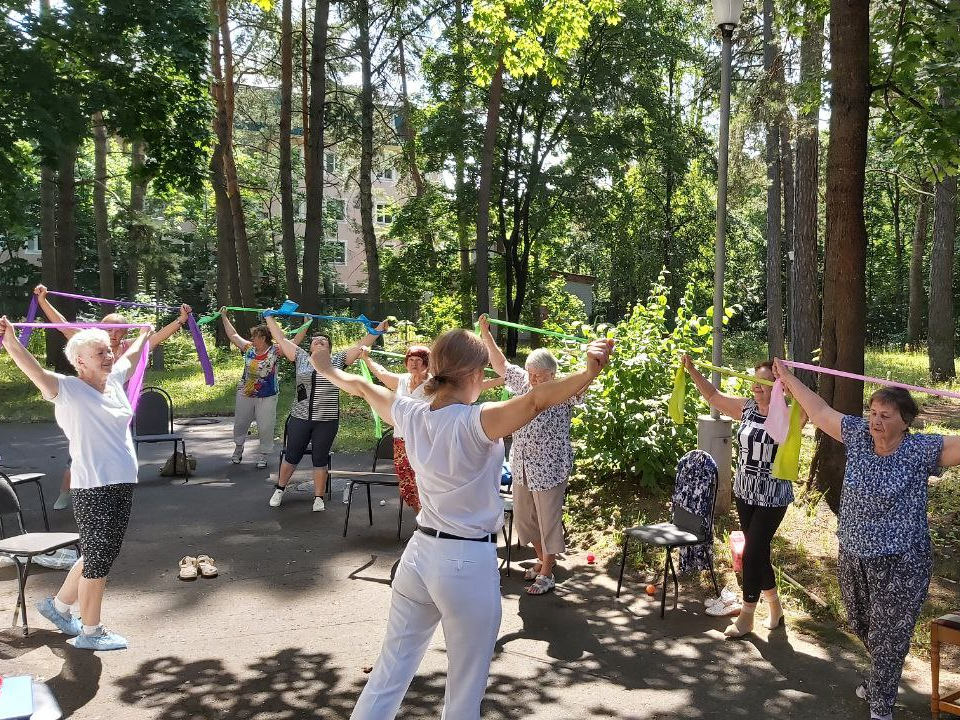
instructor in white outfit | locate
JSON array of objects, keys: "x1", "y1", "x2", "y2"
[{"x1": 312, "y1": 328, "x2": 614, "y2": 719}]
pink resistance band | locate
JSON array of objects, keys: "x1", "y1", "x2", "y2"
[
  {"x1": 765, "y1": 359, "x2": 960, "y2": 442},
  {"x1": 2, "y1": 322, "x2": 152, "y2": 418}
]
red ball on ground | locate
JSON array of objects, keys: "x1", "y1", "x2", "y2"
[
  {"x1": 586, "y1": 553, "x2": 596, "y2": 564},
  {"x1": 645, "y1": 584, "x2": 657, "y2": 596}
]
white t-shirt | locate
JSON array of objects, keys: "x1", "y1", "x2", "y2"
[
  {"x1": 48, "y1": 361, "x2": 139, "y2": 489},
  {"x1": 393, "y1": 373, "x2": 428, "y2": 440},
  {"x1": 391, "y1": 395, "x2": 505, "y2": 537}
]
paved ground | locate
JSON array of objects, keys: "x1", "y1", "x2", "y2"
[{"x1": 0, "y1": 420, "x2": 950, "y2": 719}]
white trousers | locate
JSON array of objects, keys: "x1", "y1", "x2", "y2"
[
  {"x1": 233, "y1": 392, "x2": 278, "y2": 455},
  {"x1": 350, "y1": 531, "x2": 502, "y2": 720}
]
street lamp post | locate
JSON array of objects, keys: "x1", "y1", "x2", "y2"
[{"x1": 697, "y1": 0, "x2": 743, "y2": 513}]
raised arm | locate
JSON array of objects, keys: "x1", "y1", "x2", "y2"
[
  {"x1": 682, "y1": 354, "x2": 746, "y2": 419},
  {"x1": 33, "y1": 285, "x2": 78, "y2": 340},
  {"x1": 220, "y1": 308, "x2": 251, "y2": 352},
  {"x1": 481, "y1": 376, "x2": 504, "y2": 391},
  {"x1": 342, "y1": 319, "x2": 390, "y2": 365},
  {"x1": 773, "y1": 359, "x2": 843, "y2": 442},
  {"x1": 478, "y1": 314, "x2": 507, "y2": 377},
  {"x1": 480, "y1": 339, "x2": 613, "y2": 441},
  {"x1": 359, "y1": 346, "x2": 401, "y2": 390},
  {"x1": 938, "y1": 436, "x2": 960, "y2": 468},
  {"x1": 0, "y1": 316, "x2": 59, "y2": 398},
  {"x1": 291, "y1": 318, "x2": 311, "y2": 346},
  {"x1": 310, "y1": 347, "x2": 396, "y2": 425},
  {"x1": 115, "y1": 328, "x2": 153, "y2": 379},
  {"x1": 264, "y1": 315, "x2": 301, "y2": 361},
  {"x1": 148, "y1": 304, "x2": 191, "y2": 349}
]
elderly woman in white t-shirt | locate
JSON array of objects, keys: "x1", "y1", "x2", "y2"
[
  {"x1": 0, "y1": 315, "x2": 152, "y2": 652},
  {"x1": 313, "y1": 328, "x2": 613, "y2": 720}
]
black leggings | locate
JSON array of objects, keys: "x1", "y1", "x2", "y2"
[
  {"x1": 735, "y1": 497, "x2": 787, "y2": 603},
  {"x1": 283, "y1": 416, "x2": 338, "y2": 467}
]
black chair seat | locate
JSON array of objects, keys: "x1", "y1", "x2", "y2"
[
  {"x1": 625, "y1": 523, "x2": 703, "y2": 546},
  {"x1": 0, "y1": 532, "x2": 79, "y2": 557},
  {"x1": 133, "y1": 432, "x2": 183, "y2": 443}
]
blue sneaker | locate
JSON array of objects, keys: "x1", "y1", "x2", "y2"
[
  {"x1": 36, "y1": 597, "x2": 81, "y2": 636},
  {"x1": 69, "y1": 627, "x2": 128, "y2": 651}
]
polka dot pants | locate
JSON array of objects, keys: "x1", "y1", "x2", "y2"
[{"x1": 71, "y1": 483, "x2": 134, "y2": 579}]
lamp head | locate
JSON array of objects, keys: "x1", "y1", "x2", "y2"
[{"x1": 712, "y1": 0, "x2": 744, "y2": 28}]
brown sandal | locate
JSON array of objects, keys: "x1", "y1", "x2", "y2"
[
  {"x1": 196, "y1": 555, "x2": 218, "y2": 578},
  {"x1": 178, "y1": 556, "x2": 198, "y2": 581}
]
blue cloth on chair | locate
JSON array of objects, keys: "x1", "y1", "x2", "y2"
[
  {"x1": 500, "y1": 461, "x2": 513, "y2": 488},
  {"x1": 675, "y1": 450, "x2": 718, "y2": 574}
]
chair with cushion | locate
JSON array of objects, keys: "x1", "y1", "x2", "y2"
[
  {"x1": 133, "y1": 386, "x2": 189, "y2": 480},
  {"x1": 0, "y1": 472, "x2": 80, "y2": 635},
  {"x1": 932, "y1": 613, "x2": 960, "y2": 718},
  {"x1": 615, "y1": 450, "x2": 721, "y2": 617}
]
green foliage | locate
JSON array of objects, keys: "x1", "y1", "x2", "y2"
[{"x1": 571, "y1": 275, "x2": 716, "y2": 490}]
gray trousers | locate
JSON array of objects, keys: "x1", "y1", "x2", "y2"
[
  {"x1": 838, "y1": 539, "x2": 932, "y2": 718},
  {"x1": 233, "y1": 392, "x2": 279, "y2": 456}
]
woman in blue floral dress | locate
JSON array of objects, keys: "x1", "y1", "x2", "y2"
[{"x1": 774, "y1": 359, "x2": 960, "y2": 720}]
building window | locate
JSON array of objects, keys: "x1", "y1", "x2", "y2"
[
  {"x1": 325, "y1": 151, "x2": 337, "y2": 174},
  {"x1": 381, "y1": 165, "x2": 395, "y2": 182},
  {"x1": 323, "y1": 230, "x2": 346, "y2": 265},
  {"x1": 326, "y1": 197, "x2": 345, "y2": 221},
  {"x1": 375, "y1": 202, "x2": 394, "y2": 225},
  {"x1": 24, "y1": 235, "x2": 40, "y2": 254}
]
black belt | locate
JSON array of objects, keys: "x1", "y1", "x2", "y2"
[{"x1": 417, "y1": 526, "x2": 497, "y2": 543}]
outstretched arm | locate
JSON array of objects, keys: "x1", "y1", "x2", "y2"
[
  {"x1": 33, "y1": 285, "x2": 78, "y2": 340},
  {"x1": 115, "y1": 328, "x2": 154, "y2": 380},
  {"x1": 682, "y1": 354, "x2": 746, "y2": 419},
  {"x1": 359, "y1": 346, "x2": 401, "y2": 390},
  {"x1": 291, "y1": 318, "x2": 311, "y2": 346},
  {"x1": 480, "y1": 339, "x2": 614, "y2": 441},
  {"x1": 478, "y1": 314, "x2": 508, "y2": 377},
  {"x1": 773, "y1": 359, "x2": 843, "y2": 442},
  {"x1": 220, "y1": 308, "x2": 251, "y2": 352},
  {"x1": 342, "y1": 320, "x2": 390, "y2": 365},
  {"x1": 310, "y1": 348, "x2": 396, "y2": 425},
  {"x1": 481, "y1": 376, "x2": 504, "y2": 391},
  {"x1": 0, "y1": 316, "x2": 59, "y2": 398},
  {"x1": 148, "y1": 304, "x2": 191, "y2": 349},
  {"x1": 264, "y1": 315, "x2": 301, "y2": 362}
]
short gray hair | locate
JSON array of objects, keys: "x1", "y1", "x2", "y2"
[
  {"x1": 525, "y1": 348, "x2": 558, "y2": 375},
  {"x1": 64, "y1": 329, "x2": 111, "y2": 369}
]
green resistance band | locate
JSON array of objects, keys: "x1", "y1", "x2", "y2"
[
  {"x1": 476, "y1": 317, "x2": 590, "y2": 344},
  {"x1": 198, "y1": 308, "x2": 311, "y2": 337},
  {"x1": 357, "y1": 360, "x2": 384, "y2": 440},
  {"x1": 695, "y1": 360, "x2": 775, "y2": 387}
]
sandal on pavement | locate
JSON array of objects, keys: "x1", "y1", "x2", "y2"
[
  {"x1": 526, "y1": 574, "x2": 555, "y2": 595},
  {"x1": 706, "y1": 599, "x2": 742, "y2": 617},
  {"x1": 196, "y1": 555, "x2": 218, "y2": 578},
  {"x1": 705, "y1": 587, "x2": 737, "y2": 610},
  {"x1": 524, "y1": 565, "x2": 543, "y2": 581},
  {"x1": 178, "y1": 556, "x2": 199, "y2": 581}
]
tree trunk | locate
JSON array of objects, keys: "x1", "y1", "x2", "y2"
[
  {"x1": 40, "y1": 163, "x2": 58, "y2": 364},
  {"x1": 128, "y1": 139, "x2": 147, "y2": 297},
  {"x1": 54, "y1": 144, "x2": 78, "y2": 374},
  {"x1": 357, "y1": 0, "x2": 380, "y2": 306},
  {"x1": 215, "y1": 0, "x2": 255, "y2": 308},
  {"x1": 781, "y1": 120, "x2": 795, "y2": 343},
  {"x1": 475, "y1": 60, "x2": 504, "y2": 317},
  {"x1": 301, "y1": 0, "x2": 329, "y2": 312},
  {"x1": 91, "y1": 112, "x2": 114, "y2": 298},
  {"x1": 397, "y1": 33, "x2": 424, "y2": 198},
  {"x1": 891, "y1": 176, "x2": 904, "y2": 307},
  {"x1": 764, "y1": 0, "x2": 784, "y2": 358},
  {"x1": 454, "y1": 0, "x2": 471, "y2": 326},
  {"x1": 301, "y1": 0, "x2": 310, "y2": 173},
  {"x1": 809, "y1": 0, "x2": 870, "y2": 513},
  {"x1": 279, "y1": 0, "x2": 301, "y2": 302},
  {"x1": 790, "y1": 0, "x2": 824, "y2": 388},
  {"x1": 907, "y1": 184, "x2": 930, "y2": 350},
  {"x1": 928, "y1": 173, "x2": 956, "y2": 380}
]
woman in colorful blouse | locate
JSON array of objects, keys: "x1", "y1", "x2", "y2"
[
  {"x1": 221, "y1": 309, "x2": 309, "y2": 469},
  {"x1": 683, "y1": 355, "x2": 806, "y2": 637},
  {"x1": 774, "y1": 359, "x2": 960, "y2": 720},
  {"x1": 478, "y1": 315, "x2": 591, "y2": 596}
]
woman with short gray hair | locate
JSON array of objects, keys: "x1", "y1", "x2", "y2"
[
  {"x1": 478, "y1": 315, "x2": 587, "y2": 595},
  {"x1": 0, "y1": 316, "x2": 152, "y2": 651}
]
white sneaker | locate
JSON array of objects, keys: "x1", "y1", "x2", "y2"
[
  {"x1": 269, "y1": 489, "x2": 284, "y2": 507},
  {"x1": 231, "y1": 445, "x2": 243, "y2": 464},
  {"x1": 313, "y1": 497, "x2": 325, "y2": 512},
  {"x1": 256, "y1": 454, "x2": 268, "y2": 469}
]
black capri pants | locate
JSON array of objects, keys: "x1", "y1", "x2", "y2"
[
  {"x1": 735, "y1": 497, "x2": 787, "y2": 603},
  {"x1": 72, "y1": 483, "x2": 135, "y2": 579},
  {"x1": 283, "y1": 417, "x2": 339, "y2": 467}
]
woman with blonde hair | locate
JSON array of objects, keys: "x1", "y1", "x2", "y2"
[
  {"x1": 312, "y1": 328, "x2": 614, "y2": 719},
  {"x1": 0, "y1": 315, "x2": 152, "y2": 651}
]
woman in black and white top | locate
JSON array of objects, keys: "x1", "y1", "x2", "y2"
[
  {"x1": 313, "y1": 328, "x2": 613, "y2": 720},
  {"x1": 683, "y1": 355, "x2": 806, "y2": 637},
  {"x1": 263, "y1": 316, "x2": 387, "y2": 511}
]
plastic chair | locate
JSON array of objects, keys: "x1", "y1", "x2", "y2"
[
  {"x1": 133, "y1": 386, "x2": 189, "y2": 480},
  {"x1": 615, "y1": 450, "x2": 721, "y2": 617},
  {"x1": 0, "y1": 472, "x2": 80, "y2": 635}
]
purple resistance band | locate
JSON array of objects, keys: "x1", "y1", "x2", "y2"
[
  {"x1": 3, "y1": 322, "x2": 151, "y2": 417},
  {"x1": 19, "y1": 292, "x2": 215, "y2": 386}
]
